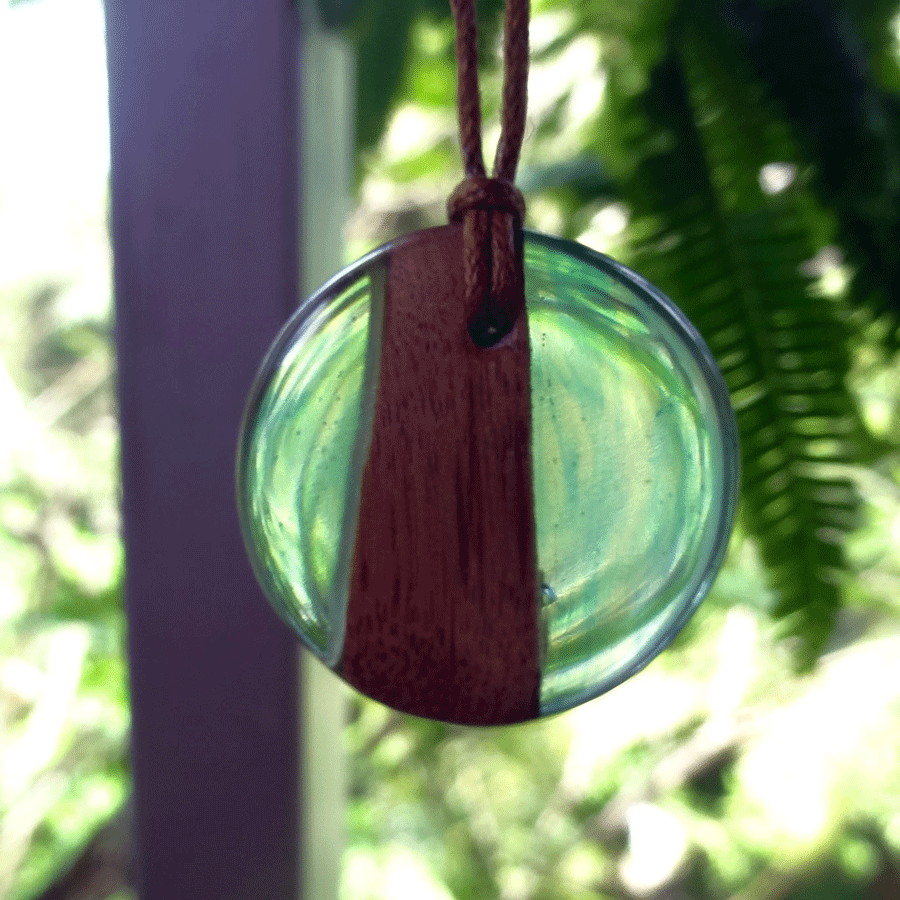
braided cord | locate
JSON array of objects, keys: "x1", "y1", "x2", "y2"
[{"x1": 448, "y1": 0, "x2": 530, "y2": 346}]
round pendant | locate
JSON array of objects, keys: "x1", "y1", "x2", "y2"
[{"x1": 237, "y1": 227, "x2": 739, "y2": 723}]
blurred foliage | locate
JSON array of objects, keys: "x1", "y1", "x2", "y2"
[
  {"x1": 340, "y1": 0, "x2": 900, "y2": 898},
  {"x1": 1, "y1": 1, "x2": 128, "y2": 897},
  {"x1": 4, "y1": 0, "x2": 900, "y2": 899},
  {"x1": 352, "y1": 0, "x2": 508, "y2": 154},
  {"x1": 0, "y1": 273, "x2": 128, "y2": 900}
]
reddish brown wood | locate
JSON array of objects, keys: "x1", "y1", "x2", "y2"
[{"x1": 340, "y1": 225, "x2": 540, "y2": 724}]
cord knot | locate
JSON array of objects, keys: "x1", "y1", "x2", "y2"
[
  {"x1": 447, "y1": 175, "x2": 525, "y2": 225},
  {"x1": 447, "y1": 0, "x2": 529, "y2": 346}
]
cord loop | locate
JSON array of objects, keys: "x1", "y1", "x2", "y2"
[{"x1": 447, "y1": 175, "x2": 525, "y2": 225}]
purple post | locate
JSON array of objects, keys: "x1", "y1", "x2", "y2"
[{"x1": 105, "y1": 1, "x2": 302, "y2": 897}]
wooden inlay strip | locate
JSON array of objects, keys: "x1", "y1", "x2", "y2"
[{"x1": 340, "y1": 225, "x2": 540, "y2": 724}]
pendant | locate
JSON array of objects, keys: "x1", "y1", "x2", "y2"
[{"x1": 237, "y1": 226, "x2": 739, "y2": 724}]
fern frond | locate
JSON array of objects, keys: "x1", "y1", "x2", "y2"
[
  {"x1": 598, "y1": 41, "x2": 872, "y2": 664},
  {"x1": 726, "y1": 0, "x2": 900, "y2": 323}
]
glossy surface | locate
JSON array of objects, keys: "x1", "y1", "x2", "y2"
[{"x1": 237, "y1": 230, "x2": 739, "y2": 718}]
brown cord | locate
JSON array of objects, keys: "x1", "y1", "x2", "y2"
[{"x1": 447, "y1": 0, "x2": 529, "y2": 345}]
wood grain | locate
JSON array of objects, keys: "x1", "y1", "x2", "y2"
[{"x1": 340, "y1": 225, "x2": 541, "y2": 724}]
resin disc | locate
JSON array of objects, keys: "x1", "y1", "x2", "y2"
[{"x1": 237, "y1": 227, "x2": 739, "y2": 722}]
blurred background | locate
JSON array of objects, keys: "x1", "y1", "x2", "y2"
[{"x1": 3, "y1": 0, "x2": 900, "y2": 898}]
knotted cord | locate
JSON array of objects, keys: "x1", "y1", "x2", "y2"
[{"x1": 447, "y1": 0, "x2": 529, "y2": 346}]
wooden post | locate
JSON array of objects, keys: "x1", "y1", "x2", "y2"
[{"x1": 105, "y1": 1, "x2": 302, "y2": 897}]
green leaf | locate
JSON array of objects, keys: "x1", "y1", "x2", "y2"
[
  {"x1": 599, "y1": 41, "x2": 874, "y2": 665},
  {"x1": 352, "y1": 0, "x2": 507, "y2": 155},
  {"x1": 353, "y1": 0, "x2": 419, "y2": 153},
  {"x1": 316, "y1": 0, "x2": 363, "y2": 29},
  {"x1": 517, "y1": 155, "x2": 618, "y2": 200},
  {"x1": 726, "y1": 0, "x2": 900, "y2": 322},
  {"x1": 570, "y1": 0, "x2": 679, "y2": 70}
]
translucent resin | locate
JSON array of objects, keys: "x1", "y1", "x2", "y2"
[{"x1": 237, "y1": 230, "x2": 739, "y2": 719}]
